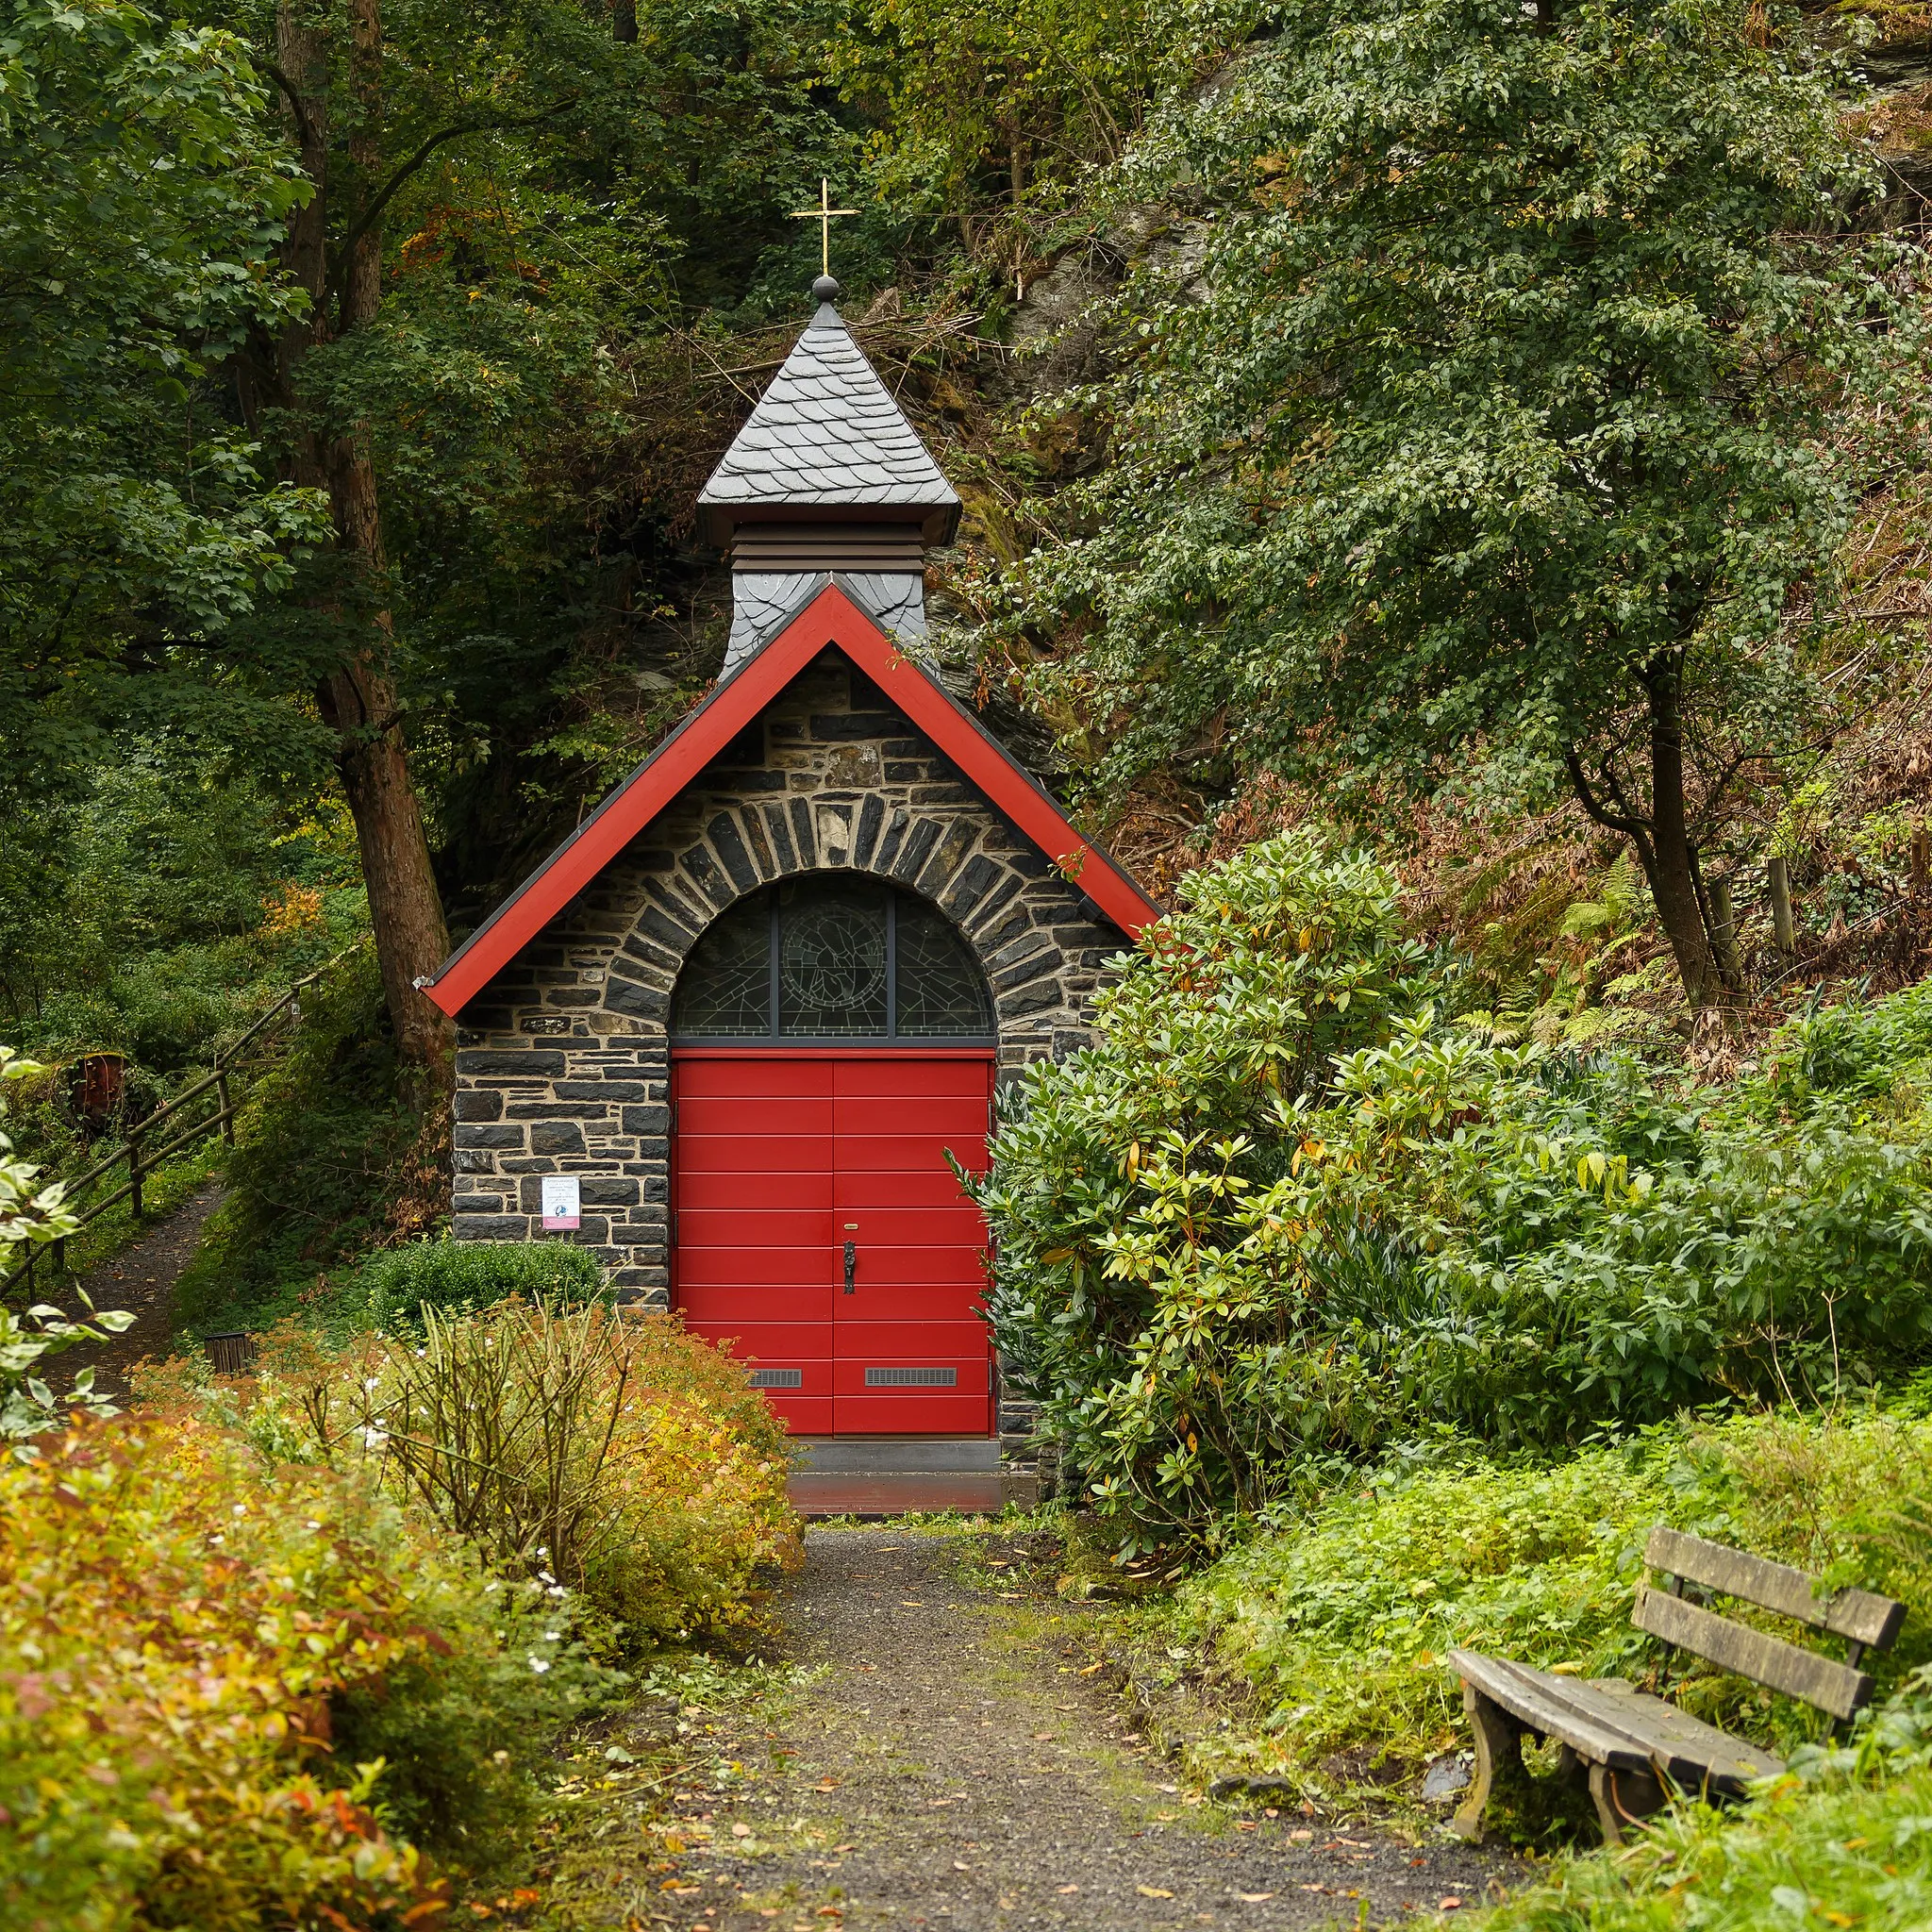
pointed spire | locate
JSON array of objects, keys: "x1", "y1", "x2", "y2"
[{"x1": 697, "y1": 284, "x2": 961, "y2": 548}]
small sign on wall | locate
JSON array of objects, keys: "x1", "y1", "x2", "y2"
[{"x1": 540, "y1": 1174, "x2": 581, "y2": 1231}]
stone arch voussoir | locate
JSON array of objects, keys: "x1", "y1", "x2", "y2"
[{"x1": 599, "y1": 794, "x2": 1074, "y2": 1035}]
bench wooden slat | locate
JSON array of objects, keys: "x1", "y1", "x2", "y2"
[
  {"x1": 1635, "y1": 1585, "x2": 1874, "y2": 1721},
  {"x1": 1447, "y1": 1651, "x2": 1652, "y2": 1770},
  {"x1": 1449, "y1": 1650, "x2": 1784, "y2": 1789},
  {"x1": 1578, "y1": 1675, "x2": 1784, "y2": 1788},
  {"x1": 1646, "y1": 1527, "x2": 1906, "y2": 1652}
]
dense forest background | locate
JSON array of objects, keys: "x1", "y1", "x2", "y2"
[{"x1": 5, "y1": 0, "x2": 1931, "y2": 1319}]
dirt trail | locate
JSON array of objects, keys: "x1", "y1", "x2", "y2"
[
  {"x1": 46, "y1": 1183, "x2": 224, "y2": 1399},
  {"x1": 632, "y1": 1528, "x2": 1511, "y2": 1932}
]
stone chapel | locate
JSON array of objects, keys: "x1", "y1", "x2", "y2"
[{"x1": 419, "y1": 275, "x2": 1155, "y2": 1480}]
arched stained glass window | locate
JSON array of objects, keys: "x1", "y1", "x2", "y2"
[{"x1": 671, "y1": 876, "x2": 993, "y2": 1041}]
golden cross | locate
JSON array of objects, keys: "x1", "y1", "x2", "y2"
[{"x1": 789, "y1": 178, "x2": 858, "y2": 277}]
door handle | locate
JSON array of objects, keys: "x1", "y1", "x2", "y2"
[{"x1": 843, "y1": 1240, "x2": 857, "y2": 1293}]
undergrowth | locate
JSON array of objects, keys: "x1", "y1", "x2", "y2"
[
  {"x1": 173, "y1": 947, "x2": 446, "y2": 1339},
  {"x1": 0, "y1": 1410, "x2": 618, "y2": 1930},
  {"x1": 1170, "y1": 1402, "x2": 1932, "y2": 1835}
]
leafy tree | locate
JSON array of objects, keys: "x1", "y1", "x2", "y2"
[
  {"x1": 1020, "y1": 0, "x2": 1922, "y2": 1006},
  {"x1": 0, "y1": 0, "x2": 325, "y2": 800},
  {"x1": 824, "y1": 0, "x2": 1230, "y2": 252}
]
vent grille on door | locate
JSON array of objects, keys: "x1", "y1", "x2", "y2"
[
  {"x1": 864, "y1": 1367, "x2": 958, "y2": 1388},
  {"x1": 747, "y1": 1368, "x2": 803, "y2": 1389}
]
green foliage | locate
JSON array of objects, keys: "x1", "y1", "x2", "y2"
[
  {"x1": 1013, "y1": 0, "x2": 1923, "y2": 999},
  {"x1": 1176, "y1": 1406, "x2": 1932, "y2": 1822},
  {"x1": 0, "y1": 0, "x2": 326, "y2": 796},
  {"x1": 0, "y1": 747, "x2": 363, "y2": 1063},
  {"x1": 972, "y1": 830, "x2": 1443, "y2": 1546},
  {"x1": 361, "y1": 1236, "x2": 608, "y2": 1334},
  {"x1": 1473, "y1": 1738, "x2": 1932, "y2": 1930},
  {"x1": 824, "y1": 0, "x2": 1241, "y2": 242},
  {"x1": 977, "y1": 836, "x2": 1932, "y2": 1549},
  {"x1": 0, "y1": 1046, "x2": 133, "y2": 1437},
  {"x1": 0, "y1": 1405, "x2": 618, "y2": 1925},
  {"x1": 242, "y1": 1302, "x2": 801, "y2": 1646},
  {"x1": 1752, "y1": 975, "x2": 1932, "y2": 1124}
]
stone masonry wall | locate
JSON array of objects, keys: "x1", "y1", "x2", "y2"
[{"x1": 449, "y1": 649, "x2": 1125, "y2": 1441}]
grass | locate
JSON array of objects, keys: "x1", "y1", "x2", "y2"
[
  {"x1": 1154, "y1": 1404, "x2": 1932, "y2": 1830},
  {"x1": 1476, "y1": 1759, "x2": 1932, "y2": 1931}
]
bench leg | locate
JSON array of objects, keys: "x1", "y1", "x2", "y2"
[
  {"x1": 1588, "y1": 1761, "x2": 1666, "y2": 1847},
  {"x1": 1452, "y1": 1686, "x2": 1524, "y2": 1842}
]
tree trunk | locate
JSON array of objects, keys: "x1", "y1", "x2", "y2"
[
  {"x1": 270, "y1": 0, "x2": 451, "y2": 1074},
  {"x1": 1642, "y1": 658, "x2": 1724, "y2": 1009}
]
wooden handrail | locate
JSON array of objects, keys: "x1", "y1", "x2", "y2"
[{"x1": 3, "y1": 950, "x2": 355, "y2": 1297}]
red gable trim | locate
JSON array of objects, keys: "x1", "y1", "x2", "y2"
[{"x1": 422, "y1": 581, "x2": 1158, "y2": 1018}]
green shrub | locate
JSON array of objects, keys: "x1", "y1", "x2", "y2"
[
  {"x1": 1174, "y1": 1406, "x2": 1932, "y2": 1824},
  {"x1": 361, "y1": 1236, "x2": 608, "y2": 1332},
  {"x1": 975, "y1": 834, "x2": 1932, "y2": 1550},
  {"x1": 248, "y1": 1302, "x2": 801, "y2": 1645},
  {"x1": 973, "y1": 829, "x2": 1442, "y2": 1548},
  {"x1": 173, "y1": 947, "x2": 433, "y2": 1337}
]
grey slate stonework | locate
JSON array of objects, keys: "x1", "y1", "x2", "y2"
[
  {"x1": 724, "y1": 568, "x2": 926, "y2": 674},
  {"x1": 450, "y1": 652, "x2": 1126, "y2": 1357},
  {"x1": 696, "y1": 301, "x2": 961, "y2": 527}
]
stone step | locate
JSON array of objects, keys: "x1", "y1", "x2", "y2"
[
  {"x1": 789, "y1": 1436, "x2": 999, "y2": 1474},
  {"x1": 787, "y1": 1470, "x2": 1038, "y2": 1518}
]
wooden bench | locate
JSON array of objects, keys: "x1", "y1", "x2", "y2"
[{"x1": 1447, "y1": 1526, "x2": 1907, "y2": 1844}]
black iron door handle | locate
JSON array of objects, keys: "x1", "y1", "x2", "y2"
[{"x1": 843, "y1": 1241, "x2": 857, "y2": 1293}]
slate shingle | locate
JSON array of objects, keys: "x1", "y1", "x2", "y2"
[{"x1": 699, "y1": 301, "x2": 962, "y2": 520}]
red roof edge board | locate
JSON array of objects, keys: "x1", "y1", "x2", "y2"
[{"x1": 420, "y1": 580, "x2": 1159, "y2": 1018}]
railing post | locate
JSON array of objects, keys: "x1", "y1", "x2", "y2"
[
  {"x1": 217, "y1": 1070, "x2": 233, "y2": 1144},
  {"x1": 1708, "y1": 874, "x2": 1742, "y2": 987},
  {"x1": 1767, "y1": 856, "x2": 1796, "y2": 956},
  {"x1": 130, "y1": 1128, "x2": 144, "y2": 1221}
]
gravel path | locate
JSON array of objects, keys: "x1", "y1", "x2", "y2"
[
  {"x1": 642, "y1": 1527, "x2": 1512, "y2": 1932},
  {"x1": 50, "y1": 1183, "x2": 224, "y2": 1399}
]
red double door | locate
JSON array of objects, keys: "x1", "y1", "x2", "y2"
[{"x1": 672, "y1": 1051, "x2": 996, "y2": 1435}]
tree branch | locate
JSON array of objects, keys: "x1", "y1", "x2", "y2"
[
  {"x1": 327, "y1": 95, "x2": 579, "y2": 313},
  {"x1": 256, "y1": 58, "x2": 319, "y2": 152},
  {"x1": 1563, "y1": 744, "x2": 1648, "y2": 840}
]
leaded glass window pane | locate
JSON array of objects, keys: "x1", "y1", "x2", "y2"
[
  {"x1": 671, "y1": 895, "x2": 770, "y2": 1037},
  {"x1": 895, "y1": 894, "x2": 993, "y2": 1037},
  {"x1": 778, "y1": 879, "x2": 888, "y2": 1036}
]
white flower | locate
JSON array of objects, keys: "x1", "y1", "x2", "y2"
[
  {"x1": 546, "y1": 1586, "x2": 566, "y2": 1599},
  {"x1": 527, "y1": 1656, "x2": 551, "y2": 1674},
  {"x1": 306, "y1": 1520, "x2": 323, "y2": 1530},
  {"x1": 543, "y1": 1630, "x2": 560, "y2": 1641},
  {"x1": 361, "y1": 1427, "x2": 389, "y2": 1451},
  {"x1": 231, "y1": 1504, "x2": 247, "y2": 1517},
  {"x1": 363, "y1": 1376, "x2": 379, "y2": 1391}
]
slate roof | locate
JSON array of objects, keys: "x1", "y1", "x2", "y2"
[{"x1": 698, "y1": 298, "x2": 961, "y2": 543}]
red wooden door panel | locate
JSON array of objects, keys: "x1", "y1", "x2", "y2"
[
  {"x1": 672, "y1": 1056, "x2": 834, "y2": 1433},
  {"x1": 673, "y1": 1050, "x2": 995, "y2": 1438},
  {"x1": 831, "y1": 1056, "x2": 993, "y2": 1435}
]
